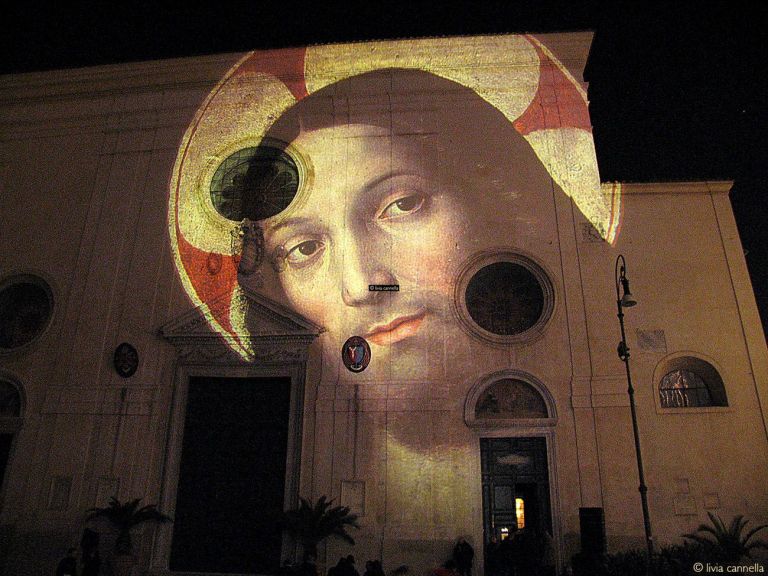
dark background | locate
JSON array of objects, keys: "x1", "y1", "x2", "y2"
[{"x1": 2, "y1": 1, "x2": 766, "y2": 336}]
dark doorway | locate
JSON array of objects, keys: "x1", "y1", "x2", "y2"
[
  {"x1": 0, "y1": 434, "x2": 13, "y2": 489},
  {"x1": 480, "y1": 437, "x2": 551, "y2": 544},
  {"x1": 170, "y1": 377, "x2": 292, "y2": 574}
]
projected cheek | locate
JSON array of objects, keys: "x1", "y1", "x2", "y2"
[
  {"x1": 384, "y1": 193, "x2": 467, "y2": 288},
  {"x1": 277, "y1": 248, "x2": 332, "y2": 302},
  {"x1": 271, "y1": 244, "x2": 364, "y2": 340}
]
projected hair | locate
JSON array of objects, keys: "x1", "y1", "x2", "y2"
[{"x1": 257, "y1": 67, "x2": 551, "y2": 219}]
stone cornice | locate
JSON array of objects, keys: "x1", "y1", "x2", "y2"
[
  {"x1": 0, "y1": 33, "x2": 597, "y2": 140},
  {"x1": 0, "y1": 52, "x2": 244, "y2": 100},
  {"x1": 615, "y1": 181, "x2": 733, "y2": 195},
  {"x1": 529, "y1": 31, "x2": 594, "y2": 77},
  {"x1": 169, "y1": 336, "x2": 313, "y2": 366}
]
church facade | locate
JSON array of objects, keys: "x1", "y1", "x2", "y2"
[{"x1": 1, "y1": 32, "x2": 767, "y2": 575}]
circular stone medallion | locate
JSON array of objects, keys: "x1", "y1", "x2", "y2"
[
  {"x1": 342, "y1": 336, "x2": 371, "y2": 373},
  {"x1": 114, "y1": 343, "x2": 139, "y2": 378}
]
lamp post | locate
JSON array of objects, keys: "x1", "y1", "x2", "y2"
[{"x1": 614, "y1": 254, "x2": 654, "y2": 560}]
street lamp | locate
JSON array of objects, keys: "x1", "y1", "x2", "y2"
[{"x1": 614, "y1": 254, "x2": 654, "y2": 560}]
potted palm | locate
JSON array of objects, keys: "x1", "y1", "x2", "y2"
[
  {"x1": 86, "y1": 497, "x2": 172, "y2": 576},
  {"x1": 683, "y1": 512, "x2": 768, "y2": 564},
  {"x1": 281, "y1": 495, "x2": 360, "y2": 573}
]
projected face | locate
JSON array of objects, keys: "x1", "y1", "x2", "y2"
[
  {"x1": 249, "y1": 70, "x2": 558, "y2": 377},
  {"x1": 261, "y1": 124, "x2": 470, "y2": 364},
  {"x1": 169, "y1": 37, "x2": 619, "y2": 364}
]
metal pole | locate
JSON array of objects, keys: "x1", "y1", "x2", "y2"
[{"x1": 615, "y1": 255, "x2": 654, "y2": 562}]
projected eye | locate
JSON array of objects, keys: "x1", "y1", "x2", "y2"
[
  {"x1": 285, "y1": 239, "x2": 325, "y2": 267},
  {"x1": 378, "y1": 193, "x2": 425, "y2": 220}
]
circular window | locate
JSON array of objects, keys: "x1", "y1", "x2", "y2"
[
  {"x1": 456, "y1": 253, "x2": 553, "y2": 344},
  {"x1": 466, "y1": 262, "x2": 544, "y2": 335},
  {"x1": 210, "y1": 145, "x2": 300, "y2": 221},
  {"x1": 0, "y1": 276, "x2": 54, "y2": 350}
]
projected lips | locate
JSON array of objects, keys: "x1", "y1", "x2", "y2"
[{"x1": 169, "y1": 36, "x2": 621, "y2": 360}]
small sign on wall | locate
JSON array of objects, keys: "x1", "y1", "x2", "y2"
[
  {"x1": 340, "y1": 480, "x2": 365, "y2": 517},
  {"x1": 636, "y1": 329, "x2": 667, "y2": 353},
  {"x1": 113, "y1": 343, "x2": 139, "y2": 377},
  {"x1": 48, "y1": 476, "x2": 72, "y2": 510},
  {"x1": 369, "y1": 285, "x2": 399, "y2": 291}
]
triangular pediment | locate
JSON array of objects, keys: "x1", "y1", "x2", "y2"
[
  {"x1": 241, "y1": 286, "x2": 325, "y2": 337},
  {"x1": 161, "y1": 289, "x2": 323, "y2": 341}
]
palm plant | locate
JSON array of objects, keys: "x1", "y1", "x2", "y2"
[
  {"x1": 682, "y1": 512, "x2": 768, "y2": 563},
  {"x1": 281, "y1": 496, "x2": 360, "y2": 563},
  {"x1": 87, "y1": 497, "x2": 172, "y2": 555}
]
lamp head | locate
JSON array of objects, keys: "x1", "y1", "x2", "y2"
[{"x1": 620, "y1": 276, "x2": 637, "y2": 307}]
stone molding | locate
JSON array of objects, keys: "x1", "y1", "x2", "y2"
[
  {"x1": 41, "y1": 386, "x2": 154, "y2": 415},
  {"x1": 153, "y1": 291, "x2": 316, "y2": 572},
  {"x1": 169, "y1": 336, "x2": 312, "y2": 366},
  {"x1": 160, "y1": 289, "x2": 321, "y2": 366},
  {"x1": 0, "y1": 52, "x2": 245, "y2": 99},
  {"x1": 464, "y1": 368, "x2": 558, "y2": 427},
  {"x1": 617, "y1": 181, "x2": 733, "y2": 195}
]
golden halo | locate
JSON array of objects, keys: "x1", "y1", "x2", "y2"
[{"x1": 168, "y1": 35, "x2": 620, "y2": 360}]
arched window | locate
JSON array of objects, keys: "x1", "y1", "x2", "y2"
[
  {"x1": 465, "y1": 370, "x2": 556, "y2": 427},
  {"x1": 657, "y1": 356, "x2": 727, "y2": 408},
  {"x1": 475, "y1": 378, "x2": 548, "y2": 420}
]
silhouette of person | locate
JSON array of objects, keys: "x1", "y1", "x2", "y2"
[
  {"x1": 80, "y1": 529, "x2": 101, "y2": 576},
  {"x1": 364, "y1": 559, "x2": 386, "y2": 576},
  {"x1": 330, "y1": 555, "x2": 360, "y2": 576},
  {"x1": 55, "y1": 547, "x2": 77, "y2": 576},
  {"x1": 484, "y1": 536, "x2": 501, "y2": 576},
  {"x1": 453, "y1": 537, "x2": 474, "y2": 576}
]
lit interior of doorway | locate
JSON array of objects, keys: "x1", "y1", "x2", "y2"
[
  {"x1": 498, "y1": 498, "x2": 526, "y2": 540},
  {"x1": 516, "y1": 497, "x2": 525, "y2": 529}
]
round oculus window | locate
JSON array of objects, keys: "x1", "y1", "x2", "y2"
[
  {"x1": 456, "y1": 254, "x2": 554, "y2": 344},
  {"x1": 210, "y1": 146, "x2": 300, "y2": 221},
  {"x1": 465, "y1": 262, "x2": 544, "y2": 335},
  {"x1": 0, "y1": 278, "x2": 53, "y2": 350}
]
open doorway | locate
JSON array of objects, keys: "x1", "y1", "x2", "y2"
[
  {"x1": 480, "y1": 437, "x2": 552, "y2": 573},
  {"x1": 169, "y1": 376, "x2": 292, "y2": 574}
]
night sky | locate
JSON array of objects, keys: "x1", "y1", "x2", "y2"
[{"x1": 2, "y1": 1, "x2": 766, "y2": 335}]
